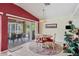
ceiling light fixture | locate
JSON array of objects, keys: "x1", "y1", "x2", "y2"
[
  {"x1": 42, "y1": 3, "x2": 50, "y2": 19},
  {"x1": 44, "y1": 3, "x2": 50, "y2": 6}
]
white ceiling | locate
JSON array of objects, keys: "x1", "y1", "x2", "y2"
[{"x1": 15, "y1": 3, "x2": 79, "y2": 19}]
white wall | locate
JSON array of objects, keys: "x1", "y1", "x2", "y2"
[
  {"x1": 41, "y1": 16, "x2": 79, "y2": 43},
  {"x1": 72, "y1": 17, "x2": 79, "y2": 28}
]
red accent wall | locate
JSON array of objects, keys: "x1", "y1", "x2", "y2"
[
  {"x1": 0, "y1": 3, "x2": 39, "y2": 21},
  {"x1": 1, "y1": 14, "x2": 8, "y2": 51},
  {"x1": 0, "y1": 3, "x2": 39, "y2": 51}
]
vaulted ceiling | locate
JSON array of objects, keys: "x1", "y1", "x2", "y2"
[{"x1": 15, "y1": 3, "x2": 79, "y2": 19}]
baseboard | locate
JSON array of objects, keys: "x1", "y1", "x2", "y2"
[{"x1": 0, "y1": 49, "x2": 8, "y2": 54}]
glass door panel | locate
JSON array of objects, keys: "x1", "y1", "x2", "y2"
[
  {"x1": 8, "y1": 22, "x2": 24, "y2": 49},
  {"x1": 31, "y1": 22, "x2": 35, "y2": 40},
  {"x1": 16, "y1": 23, "x2": 23, "y2": 34},
  {"x1": 11, "y1": 24, "x2": 16, "y2": 33},
  {"x1": 25, "y1": 21, "x2": 31, "y2": 41}
]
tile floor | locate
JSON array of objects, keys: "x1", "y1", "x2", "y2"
[
  {"x1": 8, "y1": 37, "x2": 29, "y2": 49},
  {"x1": 0, "y1": 41, "x2": 72, "y2": 56}
]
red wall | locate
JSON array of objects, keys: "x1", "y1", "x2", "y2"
[
  {"x1": 0, "y1": 3, "x2": 39, "y2": 51},
  {"x1": 1, "y1": 14, "x2": 8, "y2": 51},
  {"x1": 0, "y1": 3, "x2": 39, "y2": 21}
]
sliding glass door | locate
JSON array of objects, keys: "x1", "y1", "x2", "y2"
[
  {"x1": 25, "y1": 21, "x2": 35, "y2": 40},
  {"x1": 8, "y1": 21, "x2": 24, "y2": 49},
  {"x1": 8, "y1": 23, "x2": 16, "y2": 39},
  {"x1": 8, "y1": 20, "x2": 38, "y2": 49}
]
